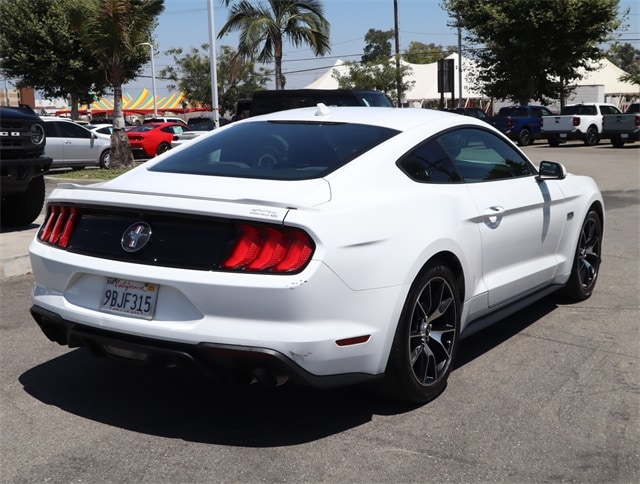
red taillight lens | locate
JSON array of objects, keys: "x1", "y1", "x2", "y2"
[
  {"x1": 223, "y1": 223, "x2": 314, "y2": 273},
  {"x1": 507, "y1": 117, "x2": 513, "y2": 129},
  {"x1": 635, "y1": 115, "x2": 640, "y2": 127},
  {"x1": 573, "y1": 116, "x2": 580, "y2": 127},
  {"x1": 38, "y1": 205, "x2": 81, "y2": 248}
]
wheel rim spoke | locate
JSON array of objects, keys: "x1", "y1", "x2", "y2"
[
  {"x1": 409, "y1": 276, "x2": 457, "y2": 386},
  {"x1": 578, "y1": 218, "x2": 601, "y2": 287}
]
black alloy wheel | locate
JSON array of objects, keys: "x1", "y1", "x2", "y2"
[
  {"x1": 383, "y1": 263, "x2": 460, "y2": 404},
  {"x1": 156, "y1": 142, "x2": 170, "y2": 155},
  {"x1": 518, "y1": 128, "x2": 532, "y2": 146},
  {"x1": 584, "y1": 126, "x2": 599, "y2": 146},
  {"x1": 559, "y1": 210, "x2": 602, "y2": 301}
]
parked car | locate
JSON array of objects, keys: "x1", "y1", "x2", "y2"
[
  {"x1": 443, "y1": 107, "x2": 490, "y2": 122},
  {"x1": 143, "y1": 116, "x2": 188, "y2": 128},
  {"x1": 0, "y1": 105, "x2": 52, "y2": 226},
  {"x1": 86, "y1": 123, "x2": 114, "y2": 136},
  {"x1": 42, "y1": 117, "x2": 111, "y2": 169},
  {"x1": 488, "y1": 105, "x2": 555, "y2": 146},
  {"x1": 242, "y1": 89, "x2": 394, "y2": 118},
  {"x1": 601, "y1": 102, "x2": 640, "y2": 148},
  {"x1": 29, "y1": 107, "x2": 603, "y2": 404},
  {"x1": 126, "y1": 122, "x2": 189, "y2": 159},
  {"x1": 171, "y1": 123, "x2": 214, "y2": 148},
  {"x1": 541, "y1": 103, "x2": 622, "y2": 146}
]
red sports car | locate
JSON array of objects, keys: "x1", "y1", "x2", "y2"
[{"x1": 127, "y1": 122, "x2": 189, "y2": 159}]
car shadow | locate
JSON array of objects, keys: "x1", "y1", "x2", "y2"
[
  {"x1": 19, "y1": 296, "x2": 563, "y2": 446},
  {"x1": 0, "y1": 222, "x2": 41, "y2": 233}
]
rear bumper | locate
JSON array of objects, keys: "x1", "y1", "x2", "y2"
[
  {"x1": 30, "y1": 305, "x2": 380, "y2": 389},
  {"x1": 0, "y1": 156, "x2": 51, "y2": 195},
  {"x1": 602, "y1": 130, "x2": 640, "y2": 141}
]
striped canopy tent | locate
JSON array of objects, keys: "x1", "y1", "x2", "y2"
[{"x1": 55, "y1": 90, "x2": 200, "y2": 116}]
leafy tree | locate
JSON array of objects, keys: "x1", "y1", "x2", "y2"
[
  {"x1": 607, "y1": 42, "x2": 640, "y2": 85},
  {"x1": 218, "y1": 0, "x2": 330, "y2": 90},
  {"x1": 332, "y1": 60, "x2": 414, "y2": 106},
  {"x1": 361, "y1": 29, "x2": 394, "y2": 64},
  {"x1": 160, "y1": 44, "x2": 272, "y2": 116},
  {"x1": 444, "y1": 0, "x2": 625, "y2": 106},
  {"x1": 404, "y1": 41, "x2": 454, "y2": 64},
  {"x1": 70, "y1": 0, "x2": 165, "y2": 168},
  {"x1": 0, "y1": 0, "x2": 108, "y2": 119}
]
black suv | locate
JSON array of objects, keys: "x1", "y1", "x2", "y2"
[
  {"x1": 1, "y1": 105, "x2": 52, "y2": 226},
  {"x1": 236, "y1": 89, "x2": 394, "y2": 119}
]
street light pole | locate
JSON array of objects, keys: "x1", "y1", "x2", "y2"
[{"x1": 139, "y1": 42, "x2": 158, "y2": 117}]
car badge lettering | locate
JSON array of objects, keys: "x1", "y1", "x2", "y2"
[{"x1": 121, "y1": 222, "x2": 152, "y2": 253}]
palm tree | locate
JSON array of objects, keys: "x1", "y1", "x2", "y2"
[
  {"x1": 71, "y1": 0, "x2": 165, "y2": 168},
  {"x1": 218, "y1": 0, "x2": 330, "y2": 90}
]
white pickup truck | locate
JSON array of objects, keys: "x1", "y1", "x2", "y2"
[
  {"x1": 602, "y1": 102, "x2": 640, "y2": 148},
  {"x1": 541, "y1": 103, "x2": 623, "y2": 146}
]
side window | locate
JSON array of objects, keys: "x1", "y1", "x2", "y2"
[
  {"x1": 57, "y1": 122, "x2": 91, "y2": 138},
  {"x1": 541, "y1": 107, "x2": 553, "y2": 116},
  {"x1": 44, "y1": 122, "x2": 58, "y2": 137},
  {"x1": 398, "y1": 139, "x2": 461, "y2": 183},
  {"x1": 439, "y1": 128, "x2": 534, "y2": 182}
]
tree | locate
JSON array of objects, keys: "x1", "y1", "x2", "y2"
[
  {"x1": 218, "y1": 0, "x2": 330, "y2": 90},
  {"x1": 404, "y1": 41, "x2": 454, "y2": 64},
  {"x1": 332, "y1": 60, "x2": 414, "y2": 106},
  {"x1": 361, "y1": 29, "x2": 394, "y2": 64},
  {"x1": 607, "y1": 42, "x2": 640, "y2": 86},
  {"x1": 70, "y1": 0, "x2": 165, "y2": 169},
  {"x1": 0, "y1": 0, "x2": 108, "y2": 119},
  {"x1": 160, "y1": 44, "x2": 272, "y2": 116},
  {"x1": 444, "y1": 0, "x2": 625, "y2": 105}
]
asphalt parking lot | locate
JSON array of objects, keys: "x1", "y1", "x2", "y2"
[{"x1": 1, "y1": 141, "x2": 638, "y2": 483}]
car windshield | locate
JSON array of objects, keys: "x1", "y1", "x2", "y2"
[
  {"x1": 498, "y1": 107, "x2": 529, "y2": 116},
  {"x1": 150, "y1": 120, "x2": 399, "y2": 180}
]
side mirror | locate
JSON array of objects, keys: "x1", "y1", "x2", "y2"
[{"x1": 536, "y1": 160, "x2": 567, "y2": 181}]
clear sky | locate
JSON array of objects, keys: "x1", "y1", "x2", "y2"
[{"x1": 126, "y1": 0, "x2": 639, "y2": 96}]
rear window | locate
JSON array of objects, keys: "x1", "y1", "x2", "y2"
[
  {"x1": 150, "y1": 121, "x2": 399, "y2": 180},
  {"x1": 561, "y1": 105, "x2": 596, "y2": 115},
  {"x1": 497, "y1": 107, "x2": 529, "y2": 117}
]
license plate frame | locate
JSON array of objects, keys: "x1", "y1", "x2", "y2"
[{"x1": 100, "y1": 277, "x2": 159, "y2": 319}]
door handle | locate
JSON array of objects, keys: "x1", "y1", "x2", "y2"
[{"x1": 485, "y1": 206, "x2": 505, "y2": 216}]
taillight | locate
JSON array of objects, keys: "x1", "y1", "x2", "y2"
[
  {"x1": 636, "y1": 115, "x2": 640, "y2": 127},
  {"x1": 38, "y1": 205, "x2": 81, "y2": 248},
  {"x1": 573, "y1": 116, "x2": 580, "y2": 127},
  {"x1": 223, "y1": 223, "x2": 314, "y2": 273},
  {"x1": 507, "y1": 117, "x2": 514, "y2": 130}
]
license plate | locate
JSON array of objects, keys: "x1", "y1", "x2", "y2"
[
  {"x1": 560, "y1": 133, "x2": 567, "y2": 138},
  {"x1": 621, "y1": 133, "x2": 629, "y2": 138},
  {"x1": 100, "y1": 277, "x2": 158, "y2": 319}
]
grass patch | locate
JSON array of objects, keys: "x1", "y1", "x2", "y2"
[{"x1": 47, "y1": 167, "x2": 135, "y2": 180}]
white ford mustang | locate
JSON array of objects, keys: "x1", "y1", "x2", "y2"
[{"x1": 29, "y1": 106, "x2": 603, "y2": 403}]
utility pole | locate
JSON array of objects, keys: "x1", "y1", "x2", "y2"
[
  {"x1": 208, "y1": 0, "x2": 220, "y2": 128},
  {"x1": 394, "y1": 0, "x2": 402, "y2": 107},
  {"x1": 138, "y1": 43, "x2": 158, "y2": 116}
]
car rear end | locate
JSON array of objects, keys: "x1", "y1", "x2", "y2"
[{"x1": 29, "y1": 111, "x2": 417, "y2": 388}]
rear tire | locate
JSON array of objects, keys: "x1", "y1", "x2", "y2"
[
  {"x1": 156, "y1": 143, "x2": 170, "y2": 156},
  {"x1": 584, "y1": 126, "x2": 598, "y2": 146},
  {"x1": 381, "y1": 263, "x2": 460, "y2": 404},
  {"x1": 517, "y1": 128, "x2": 532, "y2": 146},
  {"x1": 558, "y1": 210, "x2": 602, "y2": 301},
  {"x1": 99, "y1": 149, "x2": 111, "y2": 169},
  {"x1": 611, "y1": 137, "x2": 625, "y2": 148},
  {"x1": 548, "y1": 137, "x2": 560, "y2": 147},
  {"x1": 0, "y1": 175, "x2": 45, "y2": 227}
]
